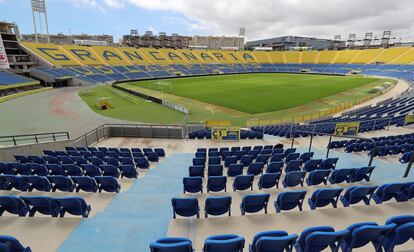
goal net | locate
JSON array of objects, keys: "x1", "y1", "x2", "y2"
[{"x1": 151, "y1": 81, "x2": 173, "y2": 93}]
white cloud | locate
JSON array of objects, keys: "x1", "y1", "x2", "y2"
[
  {"x1": 127, "y1": 0, "x2": 414, "y2": 41},
  {"x1": 104, "y1": 0, "x2": 124, "y2": 9}
]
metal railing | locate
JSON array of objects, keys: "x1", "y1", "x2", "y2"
[
  {"x1": 289, "y1": 130, "x2": 377, "y2": 167},
  {"x1": 0, "y1": 132, "x2": 70, "y2": 147},
  {"x1": 72, "y1": 123, "x2": 188, "y2": 147}
]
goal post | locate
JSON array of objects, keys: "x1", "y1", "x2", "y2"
[{"x1": 152, "y1": 81, "x2": 173, "y2": 93}]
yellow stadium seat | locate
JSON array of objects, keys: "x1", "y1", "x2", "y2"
[
  {"x1": 236, "y1": 51, "x2": 257, "y2": 63},
  {"x1": 267, "y1": 52, "x2": 284, "y2": 63},
  {"x1": 316, "y1": 50, "x2": 338, "y2": 64},
  {"x1": 351, "y1": 48, "x2": 383, "y2": 64},
  {"x1": 188, "y1": 50, "x2": 221, "y2": 64},
  {"x1": 333, "y1": 50, "x2": 361, "y2": 64},
  {"x1": 301, "y1": 51, "x2": 319, "y2": 64},
  {"x1": 176, "y1": 49, "x2": 204, "y2": 64},
  {"x1": 91, "y1": 46, "x2": 130, "y2": 66},
  {"x1": 390, "y1": 47, "x2": 414, "y2": 64},
  {"x1": 20, "y1": 42, "x2": 81, "y2": 66},
  {"x1": 157, "y1": 49, "x2": 189, "y2": 64},
  {"x1": 116, "y1": 47, "x2": 153, "y2": 65},
  {"x1": 375, "y1": 47, "x2": 410, "y2": 64},
  {"x1": 61, "y1": 45, "x2": 105, "y2": 65},
  {"x1": 138, "y1": 48, "x2": 172, "y2": 65},
  {"x1": 284, "y1": 51, "x2": 300, "y2": 64},
  {"x1": 251, "y1": 51, "x2": 271, "y2": 63}
]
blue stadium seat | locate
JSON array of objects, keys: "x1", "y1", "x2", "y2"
[
  {"x1": 95, "y1": 176, "x2": 121, "y2": 193},
  {"x1": 44, "y1": 156, "x2": 60, "y2": 164},
  {"x1": 9, "y1": 163, "x2": 30, "y2": 175},
  {"x1": 0, "y1": 175, "x2": 29, "y2": 191},
  {"x1": 207, "y1": 176, "x2": 227, "y2": 192},
  {"x1": 204, "y1": 196, "x2": 232, "y2": 218},
  {"x1": 88, "y1": 157, "x2": 104, "y2": 166},
  {"x1": 154, "y1": 148, "x2": 166, "y2": 157},
  {"x1": 27, "y1": 163, "x2": 48, "y2": 176},
  {"x1": 299, "y1": 152, "x2": 314, "y2": 162},
  {"x1": 62, "y1": 164, "x2": 83, "y2": 176},
  {"x1": 270, "y1": 154, "x2": 284, "y2": 162},
  {"x1": 340, "y1": 186, "x2": 378, "y2": 207},
  {"x1": 328, "y1": 168, "x2": 354, "y2": 184},
  {"x1": 294, "y1": 226, "x2": 348, "y2": 252},
  {"x1": 21, "y1": 196, "x2": 62, "y2": 217},
  {"x1": 57, "y1": 197, "x2": 91, "y2": 218},
  {"x1": 22, "y1": 175, "x2": 52, "y2": 192},
  {"x1": 120, "y1": 164, "x2": 138, "y2": 178},
  {"x1": 208, "y1": 164, "x2": 223, "y2": 177},
  {"x1": 183, "y1": 177, "x2": 203, "y2": 194},
  {"x1": 225, "y1": 156, "x2": 238, "y2": 168},
  {"x1": 0, "y1": 235, "x2": 31, "y2": 252},
  {"x1": 28, "y1": 156, "x2": 45, "y2": 164},
  {"x1": 285, "y1": 160, "x2": 302, "y2": 172},
  {"x1": 150, "y1": 237, "x2": 193, "y2": 252},
  {"x1": 100, "y1": 165, "x2": 120, "y2": 178},
  {"x1": 171, "y1": 198, "x2": 199, "y2": 218},
  {"x1": 340, "y1": 222, "x2": 396, "y2": 251},
  {"x1": 233, "y1": 175, "x2": 254, "y2": 191},
  {"x1": 135, "y1": 157, "x2": 150, "y2": 169},
  {"x1": 203, "y1": 234, "x2": 245, "y2": 252},
  {"x1": 119, "y1": 157, "x2": 135, "y2": 167},
  {"x1": 241, "y1": 155, "x2": 255, "y2": 167},
  {"x1": 189, "y1": 165, "x2": 205, "y2": 177},
  {"x1": 240, "y1": 194, "x2": 270, "y2": 215},
  {"x1": 227, "y1": 164, "x2": 243, "y2": 177},
  {"x1": 48, "y1": 175, "x2": 75, "y2": 192},
  {"x1": 306, "y1": 169, "x2": 331, "y2": 186},
  {"x1": 320, "y1": 158, "x2": 339, "y2": 170},
  {"x1": 258, "y1": 173, "x2": 281, "y2": 190},
  {"x1": 308, "y1": 188, "x2": 344, "y2": 210},
  {"x1": 146, "y1": 152, "x2": 159, "y2": 162},
  {"x1": 285, "y1": 153, "x2": 300, "y2": 164},
  {"x1": 250, "y1": 230, "x2": 298, "y2": 252},
  {"x1": 103, "y1": 157, "x2": 119, "y2": 167},
  {"x1": 193, "y1": 158, "x2": 206, "y2": 166},
  {"x1": 275, "y1": 190, "x2": 307, "y2": 213},
  {"x1": 208, "y1": 157, "x2": 221, "y2": 165},
  {"x1": 372, "y1": 183, "x2": 406, "y2": 204},
  {"x1": 247, "y1": 162, "x2": 264, "y2": 176},
  {"x1": 0, "y1": 196, "x2": 29, "y2": 217},
  {"x1": 255, "y1": 155, "x2": 270, "y2": 164},
  {"x1": 349, "y1": 166, "x2": 375, "y2": 182},
  {"x1": 282, "y1": 171, "x2": 306, "y2": 188},
  {"x1": 383, "y1": 215, "x2": 414, "y2": 251},
  {"x1": 81, "y1": 164, "x2": 102, "y2": 177},
  {"x1": 266, "y1": 161, "x2": 283, "y2": 173},
  {"x1": 303, "y1": 159, "x2": 322, "y2": 172},
  {"x1": 71, "y1": 176, "x2": 98, "y2": 193},
  {"x1": 46, "y1": 164, "x2": 66, "y2": 176}
]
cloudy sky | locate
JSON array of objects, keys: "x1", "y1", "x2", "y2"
[{"x1": 1, "y1": 0, "x2": 414, "y2": 42}]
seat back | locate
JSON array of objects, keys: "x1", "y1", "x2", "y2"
[
  {"x1": 285, "y1": 160, "x2": 302, "y2": 172},
  {"x1": 227, "y1": 164, "x2": 243, "y2": 177},
  {"x1": 258, "y1": 173, "x2": 281, "y2": 189},
  {"x1": 307, "y1": 169, "x2": 331, "y2": 186},
  {"x1": 329, "y1": 168, "x2": 353, "y2": 184},
  {"x1": 233, "y1": 175, "x2": 254, "y2": 191},
  {"x1": 310, "y1": 188, "x2": 343, "y2": 209},
  {"x1": 171, "y1": 198, "x2": 199, "y2": 218},
  {"x1": 304, "y1": 229, "x2": 349, "y2": 252},
  {"x1": 203, "y1": 234, "x2": 245, "y2": 252},
  {"x1": 207, "y1": 176, "x2": 227, "y2": 192},
  {"x1": 150, "y1": 237, "x2": 193, "y2": 252},
  {"x1": 247, "y1": 162, "x2": 264, "y2": 176},
  {"x1": 283, "y1": 171, "x2": 306, "y2": 188},
  {"x1": 183, "y1": 177, "x2": 203, "y2": 193},
  {"x1": 266, "y1": 161, "x2": 283, "y2": 173},
  {"x1": 205, "y1": 196, "x2": 232, "y2": 217},
  {"x1": 241, "y1": 194, "x2": 270, "y2": 214},
  {"x1": 303, "y1": 159, "x2": 322, "y2": 172},
  {"x1": 275, "y1": 190, "x2": 307, "y2": 212}
]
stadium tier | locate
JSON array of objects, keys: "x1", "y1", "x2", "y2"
[{"x1": 0, "y1": 71, "x2": 39, "y2": 88}]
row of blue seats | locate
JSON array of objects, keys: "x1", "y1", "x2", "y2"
[
  {"x1": 196, "y1": 145, "x2": 284, "y2": 153},
  {"x1": 173, "y1": 181, "x2": 414, "y2": 218},
  {"x1": 329, "y1": 133, "x2": 414, "y2": 149},
  {"x1": 64, "y1": 146, "x2": 165, "y2": 155},
  {"x1": 184, "y1": 167, "x2": 375, "y2": 193},
  {"x1": 192, "y1": 153, "x2": 331, "y2": 170},
  {"x1": 0, "y1": 162, "x2": 139, "y2": 178},
  {"x1": 190, "y1": 158, "x2": 341, "y2": 178},
  {"x1": 0, "y1": 174, "x2": 121, "y2": 193},
  {"x1": 152, "y1": 215, "x2": 414, "y2": 252},
  {"x1": 189, "y1": 129, "x2": 264, "y2": 140},
  {"x1": 0, "y1": 195, "x2": 91, "y2": 218},
  {"x1": 14, "y1": 153, "x2": 155, "y2": 167}
]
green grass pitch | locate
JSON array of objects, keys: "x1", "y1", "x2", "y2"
[{"x1": 134, "y1": 73, "x2": 378, "y2": 114}]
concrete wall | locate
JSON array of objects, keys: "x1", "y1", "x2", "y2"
[{"x1": 0, "y1": 139, "x2": 73, "y2": 162}]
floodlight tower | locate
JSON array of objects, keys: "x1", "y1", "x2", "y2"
[{"x1": 31, "y1": 0, "x2": 50, "y2": 43}]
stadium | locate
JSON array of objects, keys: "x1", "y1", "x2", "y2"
[{"x1": 1, "y1": 0, "x2": 414, "y2": 251}]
